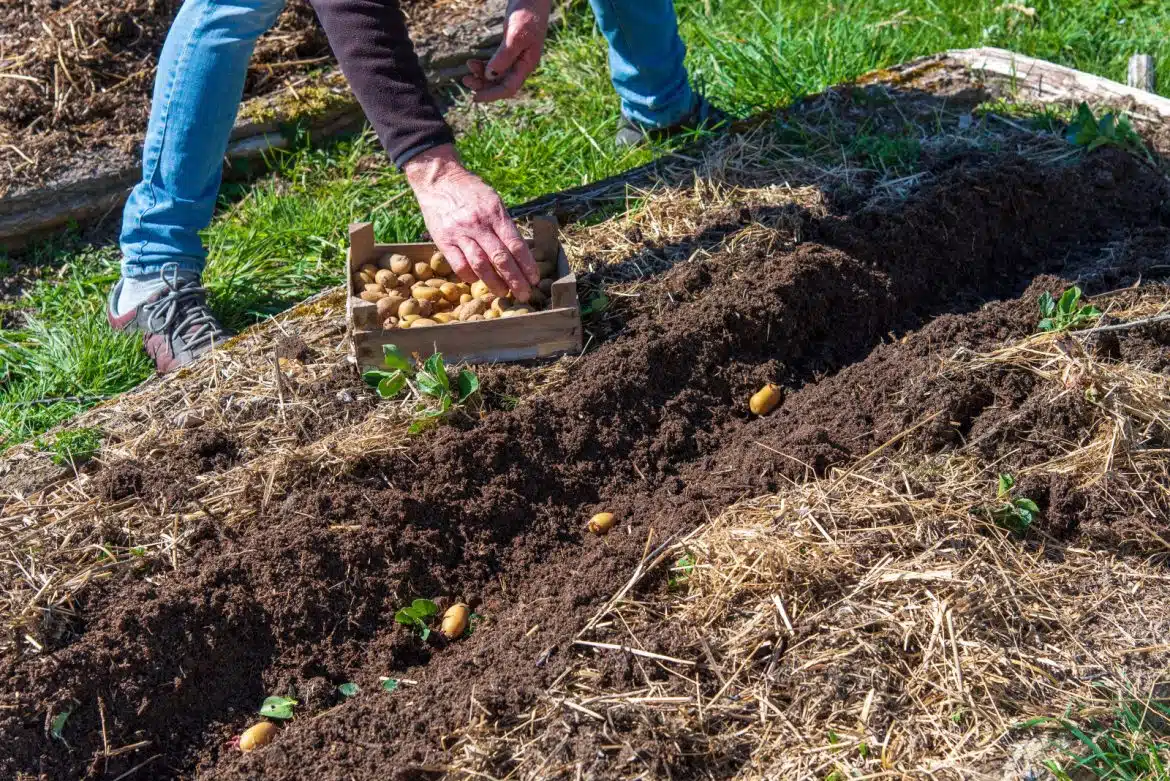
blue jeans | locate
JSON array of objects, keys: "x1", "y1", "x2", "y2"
[{"x1": 120, "y1": 0, "x2": 692, "y2": 278}]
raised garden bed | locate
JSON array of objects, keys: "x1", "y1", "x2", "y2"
[{"x1": 2, "y1": 51, "x2": 1169, "y2": 780}]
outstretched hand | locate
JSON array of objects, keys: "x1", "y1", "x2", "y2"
[
  {"x1": 403, "y1": 144, "x2": 538, "y2": 302},
  {"x1": 462, "y1": 0, "x2": 552, "y2": 102}
]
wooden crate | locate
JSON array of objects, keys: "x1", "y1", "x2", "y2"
[{"x1": 346, "y1": 216, "x2": 583, "y2": 369}]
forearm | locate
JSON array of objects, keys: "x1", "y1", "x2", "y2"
[{"x1": 310, "y1": 0, "x2": 453, "y2": 167}]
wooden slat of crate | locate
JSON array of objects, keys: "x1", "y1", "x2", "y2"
[{"x1": 347, "y1": 220, "x2": 582, "y2": 367}]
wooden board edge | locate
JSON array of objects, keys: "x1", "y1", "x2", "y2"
[{"x1": 946, "y1": 46, "x2": 1170, "y2": 118}]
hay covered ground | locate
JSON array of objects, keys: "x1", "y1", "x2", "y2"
[{"x1": 2, "y1": 74, "x2": 1170, "y2": 779}]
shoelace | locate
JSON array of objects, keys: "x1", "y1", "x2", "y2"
[{"x1": 142, "y1": 269, "x2": 229, "y2": 356}]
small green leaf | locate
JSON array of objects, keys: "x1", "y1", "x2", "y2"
[
  {"x1": 394, "y1": 608, "x2": 417, "y2": 626},
  {"x1": 1038, "y1": 291, "x2": 1056, "y2": 318},
  {"x1": 259, "y1": 695, "x2": 298, "y2": 720},
  {"x1": 1014, "y1": 498, "x2": 1040, "y2": 514},
  {"x1": 1038, "y1": 318, "x2": 1055, "y2": 332},
  {"x1": 362, "y1": 369, "x2": 389, "y2": 388},
  {"x1": 380, "y1": 678, "x2": 400, "y2": 693},
  {"x1": 411, "y1": 599, "x2": 438, "y2": 617},
  {"x1": 466, "y1": 613, "x2": 484, "y2": 637},
  {"x1": 130, "y1": 546, "x2": 146, "y2": 558},
  {"x1": 337, "y1": 682, "x2": 359, "y2": 697},
  {"x1": 381, "y1": 344, "x2": 412, "y2": 373},
  {"x1": 420, "y1": 353, "x2": 450, "y2": 393},
  {"x1": 1058, "y1": 286, "x2": 1081, "y2": 314},
  {"x1": 456, "y1": 369, "x2": 480, "y2": 402},
  {"x1": 377, "y1": 372, "x2": 407, "y2": 399},
  {"x1": 997, "y1": 473, "x2": 1015, "y2": 498},
  {"x1": 50, "y1": 710, "x2": 70, "y2": 740}
]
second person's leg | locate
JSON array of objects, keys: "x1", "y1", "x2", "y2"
[
  {"x1": 119, "y1": 0, "x2": 287, "y2": 283},
  {"x1": 585, "y1": 0, "x2": 695, "y2": 129}
]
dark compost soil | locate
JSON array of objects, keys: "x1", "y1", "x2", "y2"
[
  {"x1": 2, "y1": 148, "x2": 1169, "y2": 779},
  {"x1": 0, "y1": 0, "x2": 483, "y2": 198}
]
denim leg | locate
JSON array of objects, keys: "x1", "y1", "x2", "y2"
[
  {"x1": 586, "y1": 0, "x2": 694, "y2": 129},
  {"x1": 120, "y1": 0, "x2": 286, "y2": 279}
]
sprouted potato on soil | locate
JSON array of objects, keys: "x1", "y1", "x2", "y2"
[{"x1": 355, "y1": 245, "x2": 559, "y2": 329}]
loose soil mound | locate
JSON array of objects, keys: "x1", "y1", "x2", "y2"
[
  {"x1": 0, "y1": 0, "x2": 481, "y2": 197},
  {"x1": 2, "y1": 146, "x2": 1168, "y2": 778}
]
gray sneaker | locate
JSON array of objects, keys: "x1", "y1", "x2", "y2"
[
  {"x1": 107, "y1": 265, "x2": 233, "y2": 374},
  {"x1": 615, "y1": 96, "x2": 731, "y2": 148}
]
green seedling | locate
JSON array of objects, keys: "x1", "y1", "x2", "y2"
[
  {"x1": 362, "y1": 346, "x2": 479, "y2": 434},
  {"x1": 337, "y1": 682, "x2": 359, "y2": 698},
  {"x1": 1065, "y1": 102, "x2": 1146, "y2": 157},
  {"x1": 983, "y1": 473, "x2": 1040, "y2": 534},
  {"x1": 50, "y1": 709, "x2": 71, "y2": 742},
  {"x1": 1038, "y1": 286, "x2": 1102, "y2": 333},
  {"x1": 394, "y1": 598, "x2": 439, "y2": 641},
  {"x1": 380, "y1": 677, "x2": 400, "y2": 693},
  {"x1": 259, "y1": 695, "x2": 298, "y2": 720},
  {"x1": 35, "y1": 427, "x2": 102, "y2": 466},
  {"x1": 668, "y1": 554, "x2": 697, "y2": 590},
  {"x1": 580, "y1": 292, "x2": 609, "y2": 316}
]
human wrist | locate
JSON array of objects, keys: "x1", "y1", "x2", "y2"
[{"x1": 402, "y1": 143, "x2": 468, "y2": 190}]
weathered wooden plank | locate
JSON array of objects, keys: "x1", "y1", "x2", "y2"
[
  {"x1": 354, "y1": 306, "x2": 582, "y2": 366},
  {"x1": 1128, "y1": 54, "x2": 1156, "y2": 93},
  {"x1": 948, "y1": 47, "x2": 1170, "y2": 118}
]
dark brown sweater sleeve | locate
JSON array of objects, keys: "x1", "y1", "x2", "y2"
[{"x1": 310, "y1": 0, "x2": 455, "y2": 167}]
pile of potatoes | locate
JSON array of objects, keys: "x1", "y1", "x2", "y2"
[{"x1": 355, "y1": 250, "x2": 559, "y2": 329}]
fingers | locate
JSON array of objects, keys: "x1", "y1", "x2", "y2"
[
  {"x1": 471, "y1": 65, "x2": 527, "y2": 103},
  {"x1": 476, "y1": 232, "x2": 534, "y2": 302},
  {"x1": 491, "y1": 216, "x2": 539, "y2": 287},
  {"x1": 458, "y1": 240, "x2": 510, "y2": 299},
  {"x1": 461, "y1": 59, "x2": 487, "y2": 91},
  {"x1": 438, "y1": 243, "x2": 479, "y2": 286}
]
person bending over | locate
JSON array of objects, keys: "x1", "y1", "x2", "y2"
[{"x1": 108, "y1": 0, "x2": 725, "y2": 372}]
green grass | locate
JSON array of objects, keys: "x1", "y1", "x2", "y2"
[
  {"x1": 3, "y1": 0, "x2": 1170, "y2": 449},
  {"x1": 1025, "y1": 695, "x2": 1170, "y2": 780}
]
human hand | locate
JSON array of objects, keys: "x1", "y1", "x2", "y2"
[
  {"x1": 403, "y1": 144, "x2": 538, "y2": 301},
  {"x1": 462, "y1": 0, "x2": 551, "y2": 102}
]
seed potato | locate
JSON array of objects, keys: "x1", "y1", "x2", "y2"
[
  {"x1": 398, "y1": 299, "x2": 420, "y2": 318},
  {"x1": 364, "y1": 282, "x2": 385, "y2": 294},
  {"x1": 240, "y1": 722, "x2": 278, "y2": 752},
  {"x1": 471, "y1": 280, "x2": 491, "y2": 299},
  {"x1": 414, "y1": 262, "x2": 434, "y2": 281},
  {"x1": 413, "y1": 286, "x2": 442, "y2": 302},
  {"x1": 360, "y1": 290, "x2": 384, "y2": 303},
  {"x1": 440, "y1": 282, "x2": 461, "y2": 302},
  {"x1": 360, "y1": 263, "x2": 379, "y2": 278},
  {"x1": 588, "y1": 512, "x2": 616, "y2": 535},
  {"x1": 483, "y1": 309, "x2": 499, "y2": 319},
  {"x1": 749, "y1": 384, "x2": 782, "y2": 416},
  {"x1": 376, "y1": 296, "x2": 399, "y2": 321},
  {"x1": 467, "y1": 314, "x2": 485, "y2": 321},
  {"x1": 433, "y1": 312, "x2": 455, "y2": 324},
  {"x1": 402, "y1": 313, "x2": 420, "y2": 324},
  {"x1": 442, "y1": 603, "x2": 470, "y2": 639},
  {"x1": 389, "y1": 254, "x2": 412, "y2": 274},
  {"x1": 374, "y1": 269, "x2": 396, "y2": 287},
  {"x1": 459, "y1": 293, "x2": 474, "y2": 305},
  {"x1": 430, "y1": 252, "x2": 452, "y2": 276},
  {"x1": 411, "y1": 318, "x2": 437, "y2": 328}
]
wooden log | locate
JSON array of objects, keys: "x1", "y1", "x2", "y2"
[
  {"x1": 947, "y1": 47, "x2": 1170, "y2": 119},
  {"x1": 1127, "y1": 54, "x2": 1156, "y2": 93}
]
